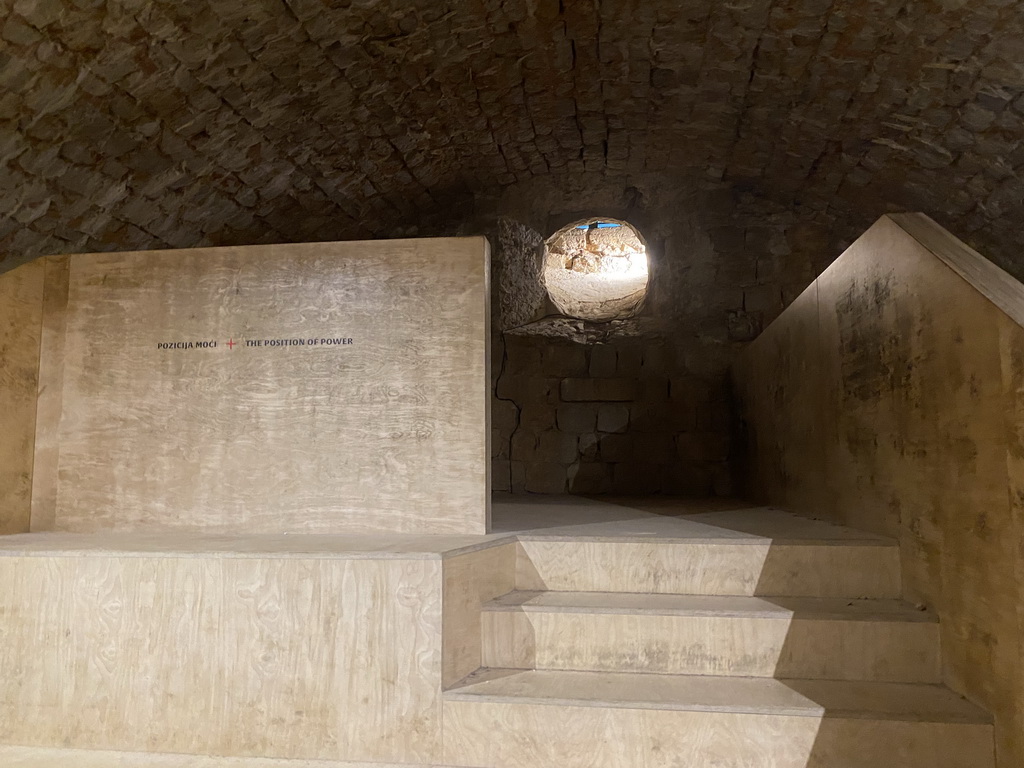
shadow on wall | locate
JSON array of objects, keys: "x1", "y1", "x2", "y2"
[
  {"x1": 492, "y1": 331, "x2": 734, "y2": 497},
  {"x1": 499, "y1": 499, "x2": 994, "y2": 767}
]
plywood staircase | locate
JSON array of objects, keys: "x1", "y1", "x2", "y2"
[{"x1": 442, "y1": 514, "x2": 995, "y2": 767}]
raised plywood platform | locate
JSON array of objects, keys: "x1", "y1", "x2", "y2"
[
  {"x1": 1, "y1": 238, "x2": 490, "y2": 536},
  {"x1": 0, "y1": 532, "x2": 513, "y2": 763},
  {"x1": 0, "y1": 498, "x2": 994, "y2": 767}
]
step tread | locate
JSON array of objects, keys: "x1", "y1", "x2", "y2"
[
  {"x1": 484, "y1": 591, "x2": 935, "y2": 622},
  {"x1": 445, "y1": 669, "x2": 990, "y2": 724},
  {"x1": 498, "y1": 499, "x2": 898, "y2": 545}
]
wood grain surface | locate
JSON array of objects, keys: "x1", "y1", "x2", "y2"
[
  {"x1": 0, "y1": 747, "x2": 477, "y2": 768},
  {"x1": 514, "y1": 539, "x2": 900, "y2": 598},
  {"x1": 442, "y1": 698, "x2": 993, "y2": 768},
  {"x1": 480, "y1": 596, "x2": 940, "y2": 682},
  {"x1": 0, "y1": 746, "x2": 479, "y2": 767},
  {"x1": 734, "y1": 214, "x2": 1024, "y2": 768},
  {"x1": 29, "y1": 257, "x2": 69, "y2": 531},
  {"x1": 0, "y1": 260, "x2": 44, "y2": 534},
  {"x1": 442, "y1": 543, "x2": 516, "y2": 688},
  {"x1": 0, "y1": 553, "x2": 444, "y2": 762},
  {"x1": 31, "y1": 238, "x2": 490, "y2": 535}
]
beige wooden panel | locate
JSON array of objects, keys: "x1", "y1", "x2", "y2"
[
  {"x1": 43, "y1": 238, "x2": 489, "y2": 535},
  {"x1": 515, "y1": 539, "x2": 900, "y2": 598},
  {"x1": 0, "y1": 260, "x2": 44, "y2": 534},
  {"x1": 0, "y1": 554, "x2": 443, "y2": 763},
  {"x1": 481, "y1": 608, "x2": 940, "y2": 682},
  {"x1": 442, "y1": 700, "x2": 993, "y2": 768},
  {"x1": 734, "y1": 214, "x2": 1024, "y2": 768},
  {"x1": 998, "y1": 326, "x2": 1024, "y2": 765},
  {"x1": 29, "y1": 257, "x2": 69, "y2": 531},
  {"x1": 441, "y1": 543, "x2": 516, "y2": 688}
]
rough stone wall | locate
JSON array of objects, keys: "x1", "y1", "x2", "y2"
[
  {"x1": 484, "y1": 172, "x2": 848, "y2": 496},
  {"x1": 492, "y1": 331, "x2": 731, "y2": 495},
  {"x1": 2, "y1": 0, "x2": 1024, "y2": 281}
]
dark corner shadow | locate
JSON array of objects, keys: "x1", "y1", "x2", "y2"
[
  {"x1": 748, "y1": 537, "x2": 988, "y2": 768},
  {"x1": 489, "y1": 491, "x2": 678, "y2": 534}
]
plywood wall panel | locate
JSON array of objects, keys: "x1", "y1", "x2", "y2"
[
  {"x1": 38, "y1": 238, "x2": 489, "y2": 535},
  {"x1": 733, "y1": 281, "x2": 830, "y2": 515},
  {"x1": 0, "y1": 260, "x2": 44, "y2": 534},
  {"x1": 29, "y1": 257, "x2": 69, "y2": 531},
  {"x1": 0, "y1": 554, "x2": 444, "y2": 763},
  {"x1": 734, "y1": 214, "x2": 1024, "y2": 768},
  {"x1": 442, "y1": 543, "x2": 516, "y2": 688}
]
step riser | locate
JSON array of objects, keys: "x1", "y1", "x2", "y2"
[
  {"x1": 481, "y1": 610, "x2": 941, "y2": 682},
  {"x1": 516, "y1": 540, "x2": 901, "y2": 598},
  {"x1": 442, "y1": 702, "x2": 994, "y2": 768},
  {"x1": 0, "y1": 747, "x2": 474, "y2": 768}
]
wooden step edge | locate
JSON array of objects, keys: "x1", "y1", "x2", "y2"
[
  {"x1": 515, "y1": 534, "x2": 898, "y2": 547},
  {"x1": 482, "y1": 592, "x2": 937, "y2": 622},
  {"x1": 444, "y1": 670, "x2": 992, "y2": 726}
]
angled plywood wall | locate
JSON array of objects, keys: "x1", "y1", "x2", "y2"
[
  {"x1": 0, "y1": 237, "x2": 490, "y2": 535},
  {"x1": 0, "y1": 260, "x2": 44, "y2": 534},
  {"x1": 734, "y1": 213, "x2": 1024, "y2": 768}
]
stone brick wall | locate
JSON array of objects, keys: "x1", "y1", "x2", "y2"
[
  {"x1": 481, "y1": 173, "x2": 848, "y2": 496},
  {"x1": 2, "y1": 0, "x2": 1024, "y2": 280},
  {"x1": 492, "y1": 331, "x2": 731, "y2": 495}
]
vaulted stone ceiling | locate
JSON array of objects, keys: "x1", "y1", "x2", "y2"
[{"x1": 2, "y1": 0, "x2": 1023, "y2": 276}]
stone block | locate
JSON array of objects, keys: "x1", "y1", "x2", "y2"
[
  {"x1": 744, "y1": 284, "x2": 783, "y2": 314},
  {"x1": 662, "y1": 463, "x2": 714, "y2": 496},
  {"x1": 542, "y1": 342, "x2": 588, "y2": 377},
  {"x1": 615, "y1": 345, "x2": 643, "y2": 376},
  {"x1": 524, "y1": 462, "x2": 567, "y2": 493},
  {"x1": 560, "y1": 377, "x2": 638, "y2": 402},
  {"x1": 536, "y1": 430, "x2": 579, "y2": 464},
  {"x1": 697, "y1": 398, "x2": 733, "y2": 432},
  {"x1": 633, "y1": 433, "x2": 677, "y2": 464},
  {"x1": 556, "y1": 404, "x2": 597, "y2": 432},
  {"x1": 707, "y1": 225, "x2": 745, "y2": 253},
  {"x1": 518, "y1": 402, "x2": 557, "y2": 430},
  {"x1": 510, "y1": 460, "x2": 526, "y2": 493},
  {"x1": 639, "y1": 340, "x2": 669, "y2": 375},
  {"x1": 492, "y1": 397, "x2": 519, "y2": 434},
  {"x1": 491, "y1": 459, "x2": 511, "y2": 492},
  {"x1": 589, "y1": 344, "x2": 617, "y2": 377},
  {"x1": 676, "y1": 433, "x2": 702, "y2": 462},
  {"x1": 13, "y1": 0, "x2": 63, "y2": 28},
  {"x1": 568, "y1": 461, "x2": 612, "y2": 494},
  {"x1": 611, "y1": 463, "x2": 662, "y2": 494},
  {"x1": 710, "y1": 461, "x2": 735, "y2": 496},
  {"x1": 503, "y1": 335, "x2": 544, "y2": 375},
  {"x1": 727, "y1": 310, "x2": 762, "y2": 342},
  {"x1": 597, "y1": 433, "x2": 633, "y2": 462},
  {"x1": 597, "y1": 404, "x2": 630, "y2": 434},
  {"x1": 496, "y1": 375, "x2": 561, "y2": 405},
  {"x1": 629, "y1": 402, "x2": 690, "y2": 432},
  {"x1": 640, "y1": 377, "x2": 671, "y2": 402},
  {"x1": 578, "y1": 432, "x2": 600, "y2": 460},
  {"x1": 491, "y1": 429, "x2": 509, "y2": 459},
  {"x1": 510, "y1": 429, "x2": 539, "y2": 460}
]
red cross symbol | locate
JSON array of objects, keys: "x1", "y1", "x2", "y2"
[{"x1": 226, "y1": 339, "x2": 236, "y2": 349}]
